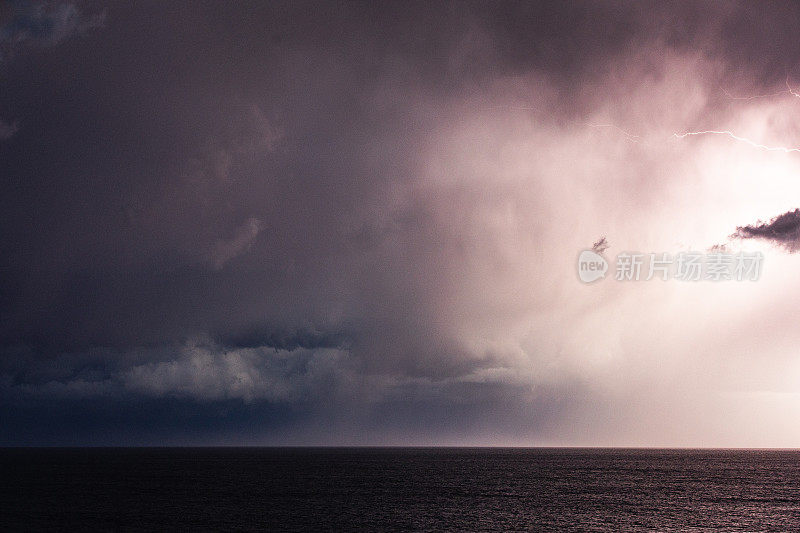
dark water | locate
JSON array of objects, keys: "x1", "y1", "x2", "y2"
[{"x1": 2, "y1": 448, "x2": 800, "y2": 531}]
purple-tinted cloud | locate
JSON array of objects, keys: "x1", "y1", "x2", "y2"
[
  {"x1": 0, "y1": 1, "x2": 103, "y2": 61},
  {"x1": 732, "y1": 209, "x2": 800, "y2": 251},
  {"x1": 6, "y1": 1, "x2": 800, "y2": 446}
]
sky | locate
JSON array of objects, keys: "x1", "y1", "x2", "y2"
[{"x1": 4, "y1": 1, "x2": 800, "y2": 446}]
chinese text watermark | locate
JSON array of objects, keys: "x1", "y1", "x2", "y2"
[{"x1": 578, "y1": 250, "x2": 762, "y2": 283}]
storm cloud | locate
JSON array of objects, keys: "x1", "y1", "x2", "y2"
[
  {"x1": 0, "y1": 0, "x2": 103, "y2": 60},
  {"x1": 5, "y1": 1, "x2": 800, "y2": 445},
  {"x1": 732, "y1": 209, "x2": 800, "y2": 251}
]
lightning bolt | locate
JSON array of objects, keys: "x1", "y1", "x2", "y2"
[
  {"x1": 585, "y1": 123, "x2": 640, "y2": 143},
  {"x1": 672, "y1": 131, "x2": 800, "y2": 153},
  {"x1": 676, "y1": 76, "x2": 800, "y2": 152},
  {"x1": 585, "y1": 124, "x2": 800, "y2": 153},
  {"x1": 516, "y1": 80, "x2": 800, "y2": 154},
  {"x1": 786, "y1": 76, "x2": 800, "y2": 99},
  {"x1": 721, "y1": 87, "x2": 789, "y2": 100},
  {"x1": 486, "y1": 105, "x2": 538, "y2": 110}
]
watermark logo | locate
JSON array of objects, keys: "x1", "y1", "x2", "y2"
[
  {"x1": 578, "y1": 239, "x2": 763, "y2": 283},
  {"x1": 577, "y1": 249, "x2": 608, "y2": 283}
]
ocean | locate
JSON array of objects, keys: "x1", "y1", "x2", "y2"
[{"x1": 2, "y1": 448, "x2": 799, "y2": 531}]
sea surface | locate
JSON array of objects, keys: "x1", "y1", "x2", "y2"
[{"x1": 2, "y1": 448, "x2": 800, "y2": 531}]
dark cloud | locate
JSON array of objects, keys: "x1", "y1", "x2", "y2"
[
  {"x1": 3, "y1": 1, "x2": 800, "y2": 444},
  {"x1": 0, "y1": 0, "x2": 103, "y2": 60},
  {"x1": 708, "y1": 243, "x2": 728, "y2": 253},
  {"x1": 592, "y1": 237, "x2": 609, "y2": 254},
  {"x1": 732, "y1": 209, "x2": 800, "y2": 251}
]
